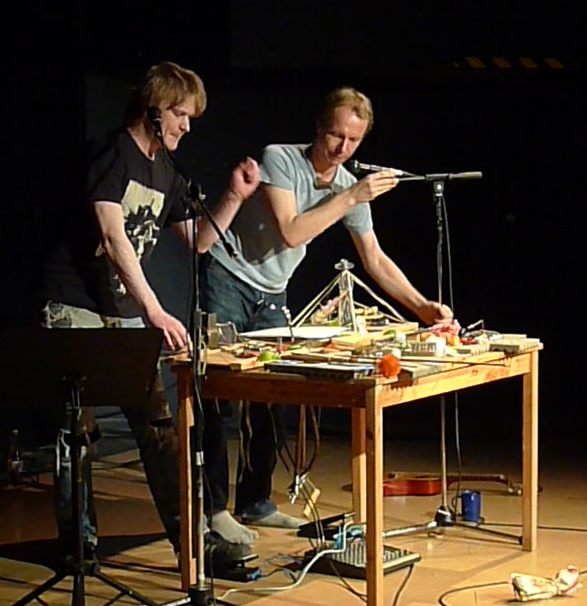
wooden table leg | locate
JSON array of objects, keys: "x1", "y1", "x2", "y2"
[
  {"x1": 365, "y1": 388, "x2": 384, "y2": 606},
  {"x1": 176, "y1": 370, "x2": 195, "y2": 589},
  {"x1": 522, "y1": 350, "x2": 539, "y2": 550},
  {"x1": 351, "y1": 408, "x2": 366, "y2": 522}
]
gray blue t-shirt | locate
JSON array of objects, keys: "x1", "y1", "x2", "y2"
[{"x1": 209, "y1": 143, "x2": 373, "y2": 293}]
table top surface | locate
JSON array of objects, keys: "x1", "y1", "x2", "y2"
[{"x1": 169, "y1": 345, "x2": 542, "y2": 409}]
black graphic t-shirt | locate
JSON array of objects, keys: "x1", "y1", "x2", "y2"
[{"x1": 44, "y1": 129, "x2": 190, "y2": 317}]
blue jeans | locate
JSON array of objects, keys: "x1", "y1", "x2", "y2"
[
  {"x1": 42, "y1": 302, "x2": 181, "y2": 552},
  {"x1": 200, "y1": 255, "x2": 288, "y2": 519}
]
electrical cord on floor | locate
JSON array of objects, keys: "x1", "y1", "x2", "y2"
[
  {"x1": 481, "y1": 521, "x2": 587, "y2": 533},
  {"x1": 436, "y1": 568, "x2": 587, "y2": 606},
  {"x1": 204, "y1": 471, "x2": 418, "y2": 605},
  {"x1": 321, "y1": 557, "x2": 415, "y2": 606},
  {"x1": 326, "y1": 557, "x2": 367, "y2": 603},
  {"x1": 180, "y1": 473, "x2": 330, "y2": 603},
  {"x1": 215, "y1": 521, "x2": 356, "y2": 601},
  {"x1": 261, "y1": 552, "x2": 304, "y2": 580},
  {"x1": 391, "y1": 564, "x2": 414, "y2": 606},
  {"x1": 437, "y1": 580, "x2": 509, "y2": 606},
  {"x1": 223, "y1": 497, "x2": 415, "y2": 606}
]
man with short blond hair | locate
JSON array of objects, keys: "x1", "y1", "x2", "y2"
[{"x1": 199, "y1": 86, "x2": 454, "y2": 545}]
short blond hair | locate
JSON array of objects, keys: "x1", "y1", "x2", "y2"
[
  {"x1": 125, "y1": 61, "x2": 207, "y2": 126},
  {"x1": 316, "y1": 87, "x2": 374, "y2": 133}
]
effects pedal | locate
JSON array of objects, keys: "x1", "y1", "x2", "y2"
[
  {"x1": 297, "y1": 511, "x2": 356, "y2": 540},
  {"x1": 214, "y1": 563, "x2": 262, "y2": 582},
  {"x1": 207, "y1": 552, "x2": 261, "y2": 583}
]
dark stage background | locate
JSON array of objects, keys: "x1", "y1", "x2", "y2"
[{"x1": 4, "y1": 2, "x2": 586, "y2": 445}]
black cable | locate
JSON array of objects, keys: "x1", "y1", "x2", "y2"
[
  {"x1": 536, "y1": 524, "x2": 587, "y2": 532},
  {"x1": 273, "y1": 405, "x2": 295, "y2": 474},
  {"x1": 326, "y1": 558, "x2": 367, "y2": 602},
  {"x1": 442, "y1": 196, "x2": 455, "y2": 313},
  {"x1": 390, "y1": 564, "x2": 415, "y2": 606},
  {"x1": 296, "y1": 483, "x2": 415, "y2": 606},
  {"x1": 302, "y1": 405, "x2": 321, "y2": 476},
  {"x1": 482, "y1": 521, "x2": 587, "y2": 533},
  {"x1": 448, "y1": 401, "x2": 462, "y2": 516},
  {"x1": 299, "y1": 535, "x2": 414, "y2": 605},
  {"x1": 437, "y1": 569, "x2": 587, "y2": 606},
  {"x1": 440, "y1": 196, "x2": 465, "y2": 519},
  {"x1": 438, "y1": 580, "x2": 508, "y2": 606}
]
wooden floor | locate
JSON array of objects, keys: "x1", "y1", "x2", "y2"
[{"x1": 1, "y1": 427, "x2": 586, "y2": 606}]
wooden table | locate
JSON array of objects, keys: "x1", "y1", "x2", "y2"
[{"x1": 171, "y1": 346, "x2": 541, "y2": 606}]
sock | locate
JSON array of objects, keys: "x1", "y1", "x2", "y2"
[
  {"x1": 210, "y1": 510, "x2": 259, "y2": 545},
  {"x1": 244, "y1": 510, "x2": 306, "y2": 529}
]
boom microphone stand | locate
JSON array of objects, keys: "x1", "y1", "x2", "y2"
[
  {"x1": 348, "y1": 162, "x2": 520, "y2": 543},
  {"x1": 149, "y1": 111, "x2": 237, "y2": 605},
  {"x1": 383, "y1": 171, "x2": 520, "y2": 543}
]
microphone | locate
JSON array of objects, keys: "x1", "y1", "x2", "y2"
[
  {"x1": 347, "y1": 159, "x2": 411, "y2": 177},
  {"x1": 147, "y1": 106, "x2": 163, "y2": 139},
  {"x1": 349, "y1": 160, "x2": 482, "y2": 182}
]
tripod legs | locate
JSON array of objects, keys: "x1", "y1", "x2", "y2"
[
  {"x1": 12, "y1": 571, "x2": 67, "y2": 606},
  {"x1": 381, "y1": 397, "x2": 521, "y2": 545},
  {"x1": 93, "y1": 568, "x2": 160, "y2": 606},
  {"x1": 11, "y1": 378, "x2": 160, "y2": 606},
  {"x1": 12, "y1": 561, "x2": 160, "y2": 606},
  {"x1": 382, "y1": 511, "x2": 521, "y2": 544}
]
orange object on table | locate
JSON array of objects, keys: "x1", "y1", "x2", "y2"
[{"x1": 378, "y1": 354, "x2": 401, "y2": 378}]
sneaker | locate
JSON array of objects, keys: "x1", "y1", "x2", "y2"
[
  {"x1": 175, "y1": 531, "x2": 256, "y2": 574},
  {"x1": 204, "y1": 531, "x2": 254, "y2": 567}
]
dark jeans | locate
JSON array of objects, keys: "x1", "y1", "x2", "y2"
[
  {"x1": 200, "y1": 255, "x2": 287, "y2": 519},
  {"x1": 42, "y1": 302, "x2": 180, "y2": 551}
]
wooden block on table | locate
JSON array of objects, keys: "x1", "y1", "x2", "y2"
[
  {"x1": 331, "y1": 322, "x2": 418, "y2": 349},
  {"x1": 398, "y1": 360, "x2": 451, "y2": 379},
  {"x1": 206, "y1": 349, "x2": 264, "y2": 370},
  {"x1": 489, "y1": 336, "x2": 542, "y2": 353}
]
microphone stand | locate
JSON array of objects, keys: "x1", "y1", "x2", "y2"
[
  {"x1": 431, "y1": 177, "x2": 456, "y2": 529},
  {"x1": 382, "y1": 171, "x2": 520, "y2": 545},
  {"x1": 394, "y1": 171, "x2": 483, "y2": 183},
  {"x1": 154, "y1": 132, "x2": 234, "y2": 606}
]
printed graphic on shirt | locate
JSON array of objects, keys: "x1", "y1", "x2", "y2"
[{"x1": 96, "y1": 179, "x2": 165, "y2": 296}]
